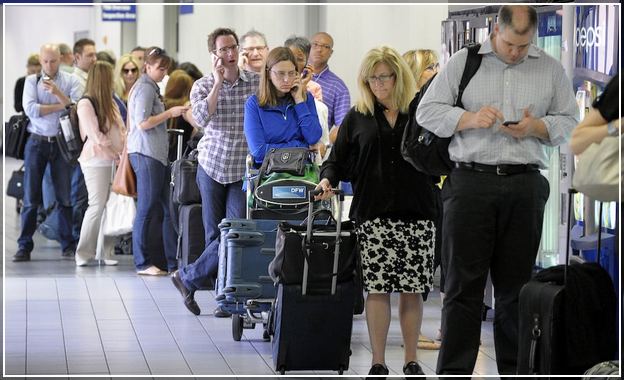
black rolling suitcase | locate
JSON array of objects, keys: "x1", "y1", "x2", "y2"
[
  {"x1": 517, "y1": 189, "x2": 617, "y2": 375},
  {"x1": 270, "y1": 189, "x2": 356, "y2": 375}
]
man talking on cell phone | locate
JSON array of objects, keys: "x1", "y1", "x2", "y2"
[
  {"x1": 171, "y1": 28, "x2": 260, "y2": 319},
  {"x1": 416, "y1": 5, "x2": 577, "y2": 376}
]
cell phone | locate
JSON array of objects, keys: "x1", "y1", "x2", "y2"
[
  {"x1": 301, "y1": 68, "x2": 309, "y2": 78},
  {"x1": 42, "y1": 74, "x2": 51, "y2": 81},
  {"x1": 502, "y1": 120, "x2": 519, "y2": 126}
]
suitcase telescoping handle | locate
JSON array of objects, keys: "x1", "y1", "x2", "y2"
[
  {"x1": 167, "y1": 128, "x2": 185, "y2": 161},
  {"x1": 300, "y1": 188, "x2": 344, "y2": 296},
  {"x1": 565, "y1": 188, "x2": 605, "y2": 286}
]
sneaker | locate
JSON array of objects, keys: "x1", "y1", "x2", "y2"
[
  {"x1": 403, "y1": 361, "x2": 425, "y2": 376},
  {"x1": 137, "y1": 266, "x2": 168, "y2": 276},
  {"x1": 12, "y1": 249, "x2": 31, "y2": 262},
  {"x1": 367, "y1": 363, "x2": 389, "y2": 379},
  {"x1": 214, "y1": 306, "x2": 232, "y2": 318},
  {"x1": 61, "y1": 248, "x2": 76, "y2": 259},
  {"x1": 103, "y1": 259, "x2": 118, "y2": 266}
]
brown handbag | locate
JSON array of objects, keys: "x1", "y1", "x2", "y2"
[
  {"x1": 111, "y1": 144, "x2": 137, "y2": 197},
  {"x1": 112, "y1": 87, "x2": 137, "y2": 197}
]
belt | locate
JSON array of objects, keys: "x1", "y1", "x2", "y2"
[
  {"x1": 455, "y1": 162, "x2": 539, "y2": 176},
  {"x1": 30, "y1": 133, "x2": 57, "y2": 143}
]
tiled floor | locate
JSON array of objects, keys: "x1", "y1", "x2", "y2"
[{"x1": 3, "y1": 156, "x2": 500, "y2": 378}]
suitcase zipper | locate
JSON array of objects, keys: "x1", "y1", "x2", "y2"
[{"x1": 528, "y1": 313, "x2": 541, "y2": 374}]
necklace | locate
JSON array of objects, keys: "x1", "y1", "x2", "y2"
[{"x1": 384, "y1": 108, "x2": 398, "y2": 127}]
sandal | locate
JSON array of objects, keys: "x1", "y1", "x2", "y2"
[{"x1": 418, "y1": 334, "x2": 441, "y2": 350}]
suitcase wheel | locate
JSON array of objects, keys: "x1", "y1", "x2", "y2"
[
  {"x1": 338, "y1": 366, "x2": 345, "y2": 375},
  {"x1": 232, "y1": 314, "x2": 244, "y2": 341},
  {"x1": 278, "y1": 366, "x2": 286, "y2": 375},
  {"x1": 262, "y1": 326, "x2": 270, "y2": 342}
]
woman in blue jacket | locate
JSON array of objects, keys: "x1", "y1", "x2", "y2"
[{"x1": 244, "y1": 47, "x2": 322, "y2": 165}]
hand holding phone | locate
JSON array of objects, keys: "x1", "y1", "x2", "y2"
[{"x1": 290, "y1": 77, "x2": 304, "y2": 103}]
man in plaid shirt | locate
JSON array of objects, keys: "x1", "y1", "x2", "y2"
[{"x1": 171, "y1": 28, "x2": 259, "y2": 318}]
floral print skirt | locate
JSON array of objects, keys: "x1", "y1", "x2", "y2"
[{"x1": 356, "y1": 217, "x2": 434, "y2": 294}]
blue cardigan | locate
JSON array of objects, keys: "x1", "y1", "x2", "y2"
[{"x1": 244, "y1": 92, "x2": 322, "y2": 164}]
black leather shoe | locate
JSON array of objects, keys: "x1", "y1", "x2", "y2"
[
  {"x1": 214, "y1": 306, "x2": 232, "y2": 318},
  {"x1": 403, "y1": 361, "x2": 425, "y2": 376},
  {"x1": 171, "y1": 270, "x2": 201, "y2": 316},
  {"x1": 12, "y1": 250, "x2": 31, "y2": 262},
  {"x1": 367, "y1": 363, "x2": 389, "y2": 379},
  {"x1": 61, "y1": 248, "x2": 75, "y2": 259}
]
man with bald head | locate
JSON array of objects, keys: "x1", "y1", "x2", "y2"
[
  {"x1": 417, "y1": 5, "x2": 577, "y2": 375},
  {"x1": 13, "y1": 44, "x2": 82, "y2": 262},
  {"x1": 308, "y1": 32, "x2": 350, "y2": 141}
]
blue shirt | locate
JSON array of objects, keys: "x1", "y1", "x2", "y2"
[
  {"x1": 22, "y1": 71, "x2": 81, "y2": 137},
  {"x1": 127, "y1": 74, "x2": 169, "y2": 166},
  {"x1": 417, "y1": 37, "x2": 577, "y2": 168},
  {"x1": 244, "y1": 92, "x2": 322, "y2": 164}
]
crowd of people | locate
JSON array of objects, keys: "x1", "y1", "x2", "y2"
[{"x1": 10, "y1": 5, "x2": 618, "y2": 377}]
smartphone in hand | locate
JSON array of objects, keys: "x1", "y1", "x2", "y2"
[{"x1": 502, "y1": 120, "x2": 519, "y2": 126}]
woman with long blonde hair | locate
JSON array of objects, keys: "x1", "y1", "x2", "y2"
[
  {"x1": 75, "y1": 61, "x2": 126, "y2": 267},
  {"x1": 316, "y1": 46, "x2": 436, "y2": 377},
  {"x1": 402, "y1": 49, "x2": 439, "y2": 91},
  {"x1": 114, "y1": 53, "x2": 140, "y2": 103}
]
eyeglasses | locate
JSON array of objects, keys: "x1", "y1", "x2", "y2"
[
  {"x1": 425, "y1": 63, "x2": 440, "y2": 71},
  {"x1": 242, "y1": 46, "x2": 267, "y2": 53},
  {"x1": 270, "y1": 70, "x2": 298, "y2": 80},
  {"x1": 148, "y1": 47, "x2": 166, "y2": 57},
  {"x1": 213, "y1": 45, "x2": 239, "y2": 56},
  {"x1": 123, "y1": 68, "x2": 138, "y2": 74},
  {"x1": 311, "y1": 42, "x2": 332, "y2": 51},
  {"x1": 367, "y1": 73, "x2": 395, "y2": 85}
]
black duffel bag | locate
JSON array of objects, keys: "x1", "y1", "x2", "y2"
[{"x1": 269, "y1": 211, "x2": 357, "y2": 287}]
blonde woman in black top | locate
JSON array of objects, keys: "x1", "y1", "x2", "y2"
[{"x1": 316, "y1": 46, "x2": 436, "y2": 378}]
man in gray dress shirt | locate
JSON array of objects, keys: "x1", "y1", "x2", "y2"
[{"x1": 417, "y1": 5, "x2": 577, "y2": 375}]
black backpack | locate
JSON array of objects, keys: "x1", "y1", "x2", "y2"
[
  {"x1": 56, "y1": 96, "x2": 95, "y2": 164},
  {"x1": 401, "y1": 44, "x2": 483, "y2": 176}
]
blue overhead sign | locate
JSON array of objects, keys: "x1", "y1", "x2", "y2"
[{"x1": 101, "y1": 4, "x2": 136, "y2": 22}]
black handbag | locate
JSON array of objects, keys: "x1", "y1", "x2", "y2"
[
  {"x1": 6, "y1": 165, "x2": 25, "y2": 199},
  {"x1": 264, "y1": 147, "x2": 310, "y2": 177},
  {"x1": 4, "y1": 113, "x2": 31, "y2": 160},
  {"x1": 170, "y1": 149, "x2": 201, "y2": 205},
  {"x1": 269, "y1": 206, "x2": 357, "y2": 289}
]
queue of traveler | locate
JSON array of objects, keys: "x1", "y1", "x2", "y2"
[{"x1": 12, "y1": 5, "x2": 618, "y2": 377}]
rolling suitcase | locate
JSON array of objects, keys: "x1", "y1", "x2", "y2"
[
  {"x1": 517, "y1": 189, "x2": 617, "y2": 375},
  {"x1": 176, "y1": 203, "x2": 210, "y2": 289},
  {"x1": 271, "y1": 189, "x2": 355, "y2": 375}
]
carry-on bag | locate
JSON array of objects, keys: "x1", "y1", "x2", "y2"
[
  {"x1": 517, "y1": 189, "x2": 617, "y2": 375},
  {"x1": 271, "y1": 189, "x2": 356, "y2": 374}
]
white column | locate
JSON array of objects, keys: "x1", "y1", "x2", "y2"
[{"x1": 137, "y1": 4, "x2": 165, "y2": 48}]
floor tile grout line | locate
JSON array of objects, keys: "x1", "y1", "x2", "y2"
[
  {"x1": 140, "y1": 276, "x2": 195, "y2": 375},
  {"x1": 112, "y1": 276, "x2": 153, "y2": 375},
  {"x1": 54, "y1": 278, "x2": 70, "y2": 375},
  {"x1": 24, "y1": 279, "x2": 29, "y2": 375},
  {"x1": 83, "y1": 277, "x2": 113, "y2": 374}
]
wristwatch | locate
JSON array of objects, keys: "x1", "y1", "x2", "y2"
[{"x1": 606, "y1": 121, "x2": 619, "y2": 136}]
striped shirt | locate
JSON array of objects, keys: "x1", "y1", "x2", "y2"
[
  {"x1": 312, "y1": 66, "x2": 351, "y2": 128},
  {"x1": 190, "y1": 69, "x2": 260, "y2": 184},
  {"x1": 417, "y1": 37, "x2": 578, "y2": 169}
]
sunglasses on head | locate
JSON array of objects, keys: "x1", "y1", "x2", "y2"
[{"x1": 148, "y1": 47, "x2": 166, "y2": 57}]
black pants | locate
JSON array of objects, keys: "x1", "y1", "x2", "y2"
[{"x1": 436, "y1": 168, "x2": 549, "y2": 375}]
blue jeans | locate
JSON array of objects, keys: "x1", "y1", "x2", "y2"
[
  {"x1": 180, "y1": 166, "x2": 245, "y2": 291},
  {"x1": 129, "y1": 153, "x2": 177, "y2": 271},
  {"x1": 71, "y1": 164, "x2": 88, "y2": 241},
  {"x1": 18, "y1": 137, "x2": 74, "y2": 252}
]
